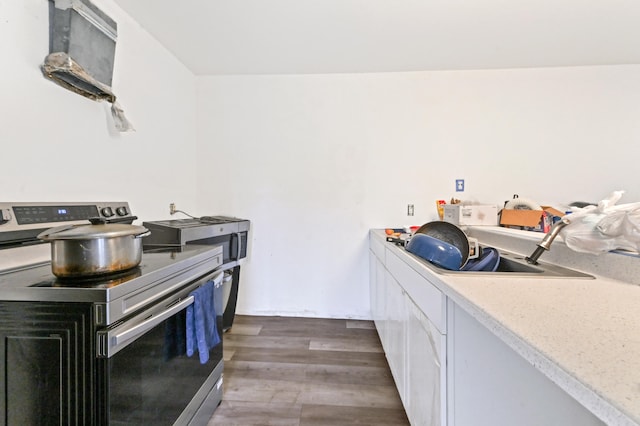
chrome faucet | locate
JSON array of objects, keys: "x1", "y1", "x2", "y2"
[{"x1": 525, "y1": 220, "x2": 569, "y2": 264}]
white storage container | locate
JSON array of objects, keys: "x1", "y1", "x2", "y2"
[{"x1": 443, "y1": 205, "x2": 498, "y2": 226}]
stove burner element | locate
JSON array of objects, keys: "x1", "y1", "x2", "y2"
[{"x1": 54, "y1": 267, "x2": 143, "y2": 287}]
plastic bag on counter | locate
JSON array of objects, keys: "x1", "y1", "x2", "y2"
[
  {"x1": 560, "y1": 190, "x2": 640, "y2": 254},
  {"x1": 597, "y1": 206, "x2": 640, "y2": 243}
]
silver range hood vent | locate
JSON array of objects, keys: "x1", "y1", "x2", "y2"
[
  {"x1": 48, "y1": 0, "x2": 117, "y2": 87},
  {"x1": 42, "y1": 0, "x2": 133, "y2": 132}
]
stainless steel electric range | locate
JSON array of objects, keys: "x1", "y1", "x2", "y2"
[
  {"x1": 0, "y1": 202, "x2": 225, "y2": 425},
  {"x1": 143, "y1": 215, "x2": 250, "y2": 332}
]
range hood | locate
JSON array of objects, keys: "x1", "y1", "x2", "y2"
[
  {"x1": 42, "y1": 53, "x2": 115, "y2": 103},
  {"x1": 42, "y1": 0, "x2": 133, "y2": 131}
]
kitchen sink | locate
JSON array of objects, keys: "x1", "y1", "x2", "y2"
[{"x1": 408, "y1": 246, "x2": 594, "y2": 279}]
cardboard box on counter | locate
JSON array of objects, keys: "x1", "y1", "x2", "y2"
[
  {"x1": 443, "y1": 205, "x2": 499, "y2": 226},
  {"x1": 499, "y1": 206, "x2": 565, "y2": 233}
]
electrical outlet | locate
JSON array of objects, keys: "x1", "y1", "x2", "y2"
[
  {"x1": 169, "y1": 203, "x2": 176, "y2": 215},
  {"x1": 407, "y1": 204, "x2": 414, "y2": 216},
  {"x1": 456, "y1": 179, "x2": 465, "y2": 192}
]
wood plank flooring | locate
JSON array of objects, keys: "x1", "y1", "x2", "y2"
[{"x1": 208, "y1": 315, "x2": 409, "y2": 426}]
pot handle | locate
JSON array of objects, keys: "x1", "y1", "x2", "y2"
[
  {"x1": 134, "y1": 230, "x2": 151, "y2": 239},
  {"x1": 88, "y1": 215, "x2": 139, "y2": 225}
]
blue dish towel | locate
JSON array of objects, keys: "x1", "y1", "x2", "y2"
[{"x1": 186, "y1": 280, "x2": 221, "y2": 364}]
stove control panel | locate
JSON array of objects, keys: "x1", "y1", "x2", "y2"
[{"x1": 0, "y1": 201, "x2": 133, "y2": 233}]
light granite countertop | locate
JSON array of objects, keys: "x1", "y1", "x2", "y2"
[{"x1": 371, "y1": 226, "x2": 640, "y2": 426}]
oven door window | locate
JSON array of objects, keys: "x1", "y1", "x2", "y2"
[
  {"x1": 103, "y1": 313, "x2": 221, "y2": 424},
  {"x1": 97, "y1": 277, "x2": 224, "y2": 424}
]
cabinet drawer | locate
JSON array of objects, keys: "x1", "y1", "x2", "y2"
[
  {"x1": 385, "y1": 249, "x2": 446, "y2": 334},
  {"x1": 370, "y1": 233, "x2": 386, "y2": 262}
]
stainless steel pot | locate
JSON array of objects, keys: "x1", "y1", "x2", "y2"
[{"x1": 37, "y1": 219, "x2": 150, "y2": 278}]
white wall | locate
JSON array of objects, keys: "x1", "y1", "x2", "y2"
[
  {"x1": 196, "y1": 66, "x2": 640, "y2": 319},
  {"x1": 5, "y1": 1, "x2": 640, "y2": 320},
  {"x1": 0, "y1": 0, "x2": 197, "y2": 220}
]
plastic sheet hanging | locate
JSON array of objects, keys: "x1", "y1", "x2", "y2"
[
  {"x1": 41, "y1": 52, "x2": 134, "y2": 132},
  {"x1": 558, "y1": 190, "x2": 640, "y2": 255}
]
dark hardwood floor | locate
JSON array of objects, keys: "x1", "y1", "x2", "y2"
[{"x1": 208, "y1": 315, "x2": 409, "y2": 426}]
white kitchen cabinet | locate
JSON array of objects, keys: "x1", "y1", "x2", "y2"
[
  {"x1": 369, "y1": 251, "x2": 381, "y2": 332},
  {"x1": 385, "y1": 248, "x2": 446, "y2": 333},
  {"x1": 447, "y1": 301, "x2": 605, "y2": 426},
  {"x1": 384, "y1": 269, "x2": 408, "y2": 404},
  {"x1": 370, "y1": 244, "x2": 408, "y2": 405},
  {"x1": 406, "y1": 295, "x2": 446, "y2": 426},
  {"x1": 369, "y1": 247, "x2": 387, "y2": 345},
  {"x1": 369, "y1": 232, "x2": 446, "y2": 426}
]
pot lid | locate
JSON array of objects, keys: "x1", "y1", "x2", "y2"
[{"x1": 37, "y1": 223, "x2": 149, "y2": 240}]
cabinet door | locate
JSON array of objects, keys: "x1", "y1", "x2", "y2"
[
  {"x1": 406, "y1": 296, "x2": 445, "y2": 426},
  {"x1": 448, "y1": 302, "x2": 605, "y2": 426},
  {"x1": 369, "y1": 250, "x2": 387, "y2": 342},
  {"x1": 384, "y1": 269, "x2": 407, "y2": 405},
  {"x1": 369, "y1": 250, "x2": 378, "y2": 322},
  {"x1": 374, "y1": 256, "x2": 387, "y2": 339},
  {"x1": 0, "y1": 302, "x2": 94, "y2": 426},
  {"x1": 385, "y1": 249, "x2": 446, "y2": 333}
]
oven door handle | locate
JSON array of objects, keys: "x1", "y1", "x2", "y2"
[
  {"x1": 118, "y1": 296, "x2": 194, "y2": 348},
  {"x1": 97, "y1": 296, "x2": 194, "y2": 358},
  {"x1": 97, "y1": 270, "x2": 224, "y2": 358},
  {"x1": 234, "y1": 232, "x2": 242, "y2": 260}
]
